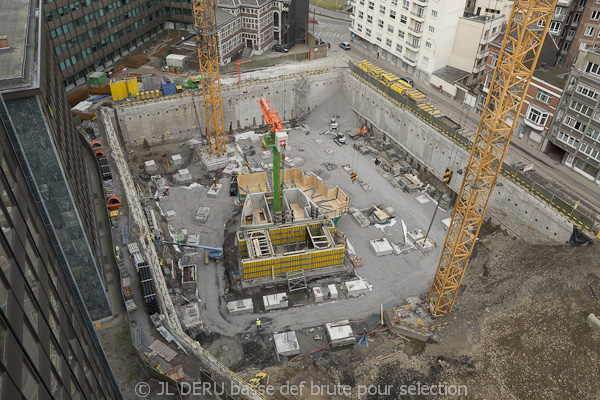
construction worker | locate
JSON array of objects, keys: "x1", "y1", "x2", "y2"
[
  {"x1": 256, "y1": 318, "x2": 261, "y2": 330},
  {"x1": 213, "y1": 177, "x2": 217, "y2": 186},
  {"x1": 261, "y1": 162, "x2": 264, "y2": 168}
]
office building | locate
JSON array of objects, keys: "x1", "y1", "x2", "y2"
[
  {"x1": 0, "y1": 0, "x2": 122, "y2": 398},
  {"x1": 2, "y1": 0, "x2": 113, "y2": 322}
]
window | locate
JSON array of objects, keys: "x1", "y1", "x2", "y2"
[
  {"x1": 390, "y1": 10, "x2": 396, "y2": 19},
  {"x1": 368, "y1": 1, "x2": 374, "y2": 10},
  {"x1": 570, "y1": 100, "x2": 593, "y2": 117},
  {"x1": 576, "y1": 83, "x2": 599, "y2": 100},
  {"x1": 564, "y1": 115, "x2": 587, "y2": 133},
  {"x1": 359, "y1": 0, "x2": 364, "y2": 5},
  {"x1": 388, "y1": 25, "x2": 394, "y2": 33},
  {"x1": 396, "y1": 43, "x2": 403, "y2": 53},
  {"x1": 391, "y1": 0, "x2": 397, "y2": 5},
  {"x1": 411, "y1": 37, "x2": 419, "y2": 47},
  {"x1": 428, "y1": 26, "x2": 434, "y2": 33},
  {"x1": 366, "y1": 28, "x2": 372, "y2": 37},
  {"x1": 380, "y1": 5, "x2": 385, "y2": 14},
  {"x1": 386, "y1": 38, "x2": 392, "y2": 47},
  {"x1": 557, "y1": 131, "x2": 580, "y2": 148},
  {"x1": 378, "y1": 19, "x2": 384, "y2": 28},
  {"x1": 585, "y1": 61, "x2": 600, "y2": 76},
  {"x1": 357, "y1": 23, "x2": 363, "y2": 32},
  {"x1": 425, "y1": 41, "x2": 432, "y2": 48},
  {"x1": 549, "y1": 21, "x2": 560, "y2": 33},
  {"x1": 431, "y1": 10, "x2": 438, "y2": 17},
  {"x1": 398, "y1": 29, "x2": 405, "y2": 39},
  {"x1": 400, "y1": 15, "x2": 407, "y2": 24},
  {"x1": 376, "y1": 33, "x2": 382, "y2": 42},
  {"x1": 536, "y1": 89, "x2": 552, "y2": 104},
  {"x1": 587, "y1": 128, "x2": 600, "y2": 142},
  {"x1": 491, "y1": 54, "x2": 498, "y2": 68},
  {"x1": 567, "y1": 28, "x2": 575, "y2": 39},
  {"x1": 358, "y1": 11, "x2": 364, "y2": 18},
  {"x1": 526, "y1": 107, "x2": 549, "y2": 126},
  {"x1": 367, "y1": 15, "x2": 373, "y2": 23},
  {"x1": 585, "y1": 27, "x2": 595, "y2": 37},
  {"x1": 402, "y1": 0, "x2": 409, "y2": 10},
  {"x1": 580, "y1": 142, "x2": 600, "y2": 161},
  {"x1": 563, "y1": 42, "x2": 570, "y2": 51},
  {"x1": 593, "y1": 10, "x2": 600, "y2": 20}
]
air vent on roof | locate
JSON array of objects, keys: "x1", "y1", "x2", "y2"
[{"x1": 0, "y1": 36, "x2": 9, "y2": 50}]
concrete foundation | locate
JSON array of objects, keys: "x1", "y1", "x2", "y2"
[
  {"x1": 227, "y1": 299, "x2": 254, "y2": 315},
  {"x1": 145, "y1": 160, "x2": 157, "y2": 173},
  {"x1": 207, "y1": 184, "x2": 222, "y2": 198},
  {"x1": 263, "y1": 293, "x2": 288, "y2": 311},
  {"x1": 328, "y1": 284, "x2": 338, "y2": 300},
  {"x1": 273, "y1": 331, "x2": 300, "y2": 356},
  {"x1": 313, "y1": 287, "x2": 324, "y2": 303},
  {"x1": 195, "y1": 207, "x2": 211, "y2": 223},
  {"x1": 177, "y1": 168, "x2": 191, "y2": 182},
  {"x1": 325, "y1": 320, "x2": 356, "y2": 347},
  {"x1": 353, "y1": 210, "x2": 370, "y2": 227},
  {"x1": 166, "y1": 210, "x2": 177, "y2": 221},
  {"x1": 370, "y1": 238, "x2": 394, "y2": 256},
  {"x1": 171, "y1": 154, "x2": 183, "y2": 165},
  {"x1": 345, "y1": 279, "x2": 370, "y2": 297}
]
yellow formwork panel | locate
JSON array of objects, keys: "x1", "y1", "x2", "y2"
[
  {"x1": 126, "y1": 78, "x2": 139, "y2": 96},
  {"x1": 110, "y1": 81, "x2": 128, "y2": 101}
]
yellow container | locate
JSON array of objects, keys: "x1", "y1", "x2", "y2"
[
  {"x1": 110, "y1": 80, "x2": 127, "y2": 101},
  {"x1": 126, "y1": 77, "x2": 139, "y2": 96}
]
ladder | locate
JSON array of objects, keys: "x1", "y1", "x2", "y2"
[{"x1": 287, "y1": 270, "x2": 307, "y2": 292}]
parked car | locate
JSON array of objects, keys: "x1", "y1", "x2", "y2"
[
  {"x1": 319, "y1": 38, "x2": 331, "y2": 48},
  {"x1": 272, "y1": 44, "x2": 288, "y2": 53},
  {"x1": 339, "y1": 41, "x2": 351, "y2": 50},
  {"x1": 399, "y1": 77, "x2": 414, "y2": 86}
]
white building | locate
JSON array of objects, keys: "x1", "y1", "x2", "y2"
[
  {"x1": 465, "y1": 0, "x2": 514, "y2": 22},
  {"x1": 351, "y1": 0, "x2": 476, "y2": 82}
]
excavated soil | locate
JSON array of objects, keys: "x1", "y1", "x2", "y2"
[{"x1": 252, "y1": 231, "x2": 600, "y2": 399}]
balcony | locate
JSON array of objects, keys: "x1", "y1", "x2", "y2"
[
  {"x1": 557, "y1": 0, "x2": 572, "y2": 5},
  {"x1": 524, "y1": 118, "x2": 546, "y2": 131},
  {"x1": 413, "y1": 0, "x2": 427, "y2": 5},
  {"x1": 404, "y1": 55, "x2": 418, "y2": 66},
  {"x1": 410, "y1": 11, "x2": 425, "y2": 22},
  {"x1": 552, "y1": 14, "x2": 567, "y2": 22},
  {"x1": 408, "y1": 25, "x2": 423, "y2": 36},
  {"x1": 405, "y1": 40, "x2": 420, "y2": 51}
]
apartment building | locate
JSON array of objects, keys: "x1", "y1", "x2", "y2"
[
  {"x1": 350, "y1": 0, "x2": 466, "y2": 82},
  {"x1": 547, "y1": 47, "x2": 600, "y2": 183},
  {"x1": 2, "y1": 0, "x2": 113, "y2": 322},
  {"x1": 43, "y1": 0, "x2": 308, "y2": 88},
  {"x1": 0, "y1": 0, "x2": 122, "y2": 398},
  {"x1": 465, "y1": 0, "x2": 514, "y2": 22},
  {"x1": 565, "y1": 0, "x2": 600, "y2": 67},
  {"x1": 552, "y1": 0, "x2": 586, "y2": 67}
]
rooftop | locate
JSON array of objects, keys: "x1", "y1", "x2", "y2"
[
  {"x1": 433, "y1": 65, "x2": 470, "y2": 83},
  {"x1": 0, "y1": 0, "x2": 38, "y2": 93},
  {"x1": 218, "y1": 0, "x2": 272, "y2": 8},
  {"x1": 532, "y1": 65, "x2": 568, "y2": 89}
]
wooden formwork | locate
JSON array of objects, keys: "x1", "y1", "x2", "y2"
[{"x1": 238, "y1": 172, "x2": 270, "y2": 200}]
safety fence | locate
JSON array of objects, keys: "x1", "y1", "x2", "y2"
[
  {"x1": 219, "y1": 52, "x2": 310, "y2": 74},
  {"x1": 348, "y1": 61, "x2": 595, "y2": 230}
]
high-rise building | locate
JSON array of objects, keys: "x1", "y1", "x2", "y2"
[
  {"x1": 565, "y1": 1, "x2": 600, "y2": 67},
  {"x1": 1, "y1": 0, "x2": 113, "y2": 322},
  {"x1": 0, "y1": 0, "x2": 122, "y2": 397},
  {"x1": 547, "y1": 47, "x2": 600, "y2": 183}
]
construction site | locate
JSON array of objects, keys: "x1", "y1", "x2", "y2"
[{"x1": 80, "y1": 2, "x2": 600, "y2": 399}]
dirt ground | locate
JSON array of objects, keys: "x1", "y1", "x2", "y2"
[{"x1": 251, "y1": 230, "x2": 600, "y2": 400}]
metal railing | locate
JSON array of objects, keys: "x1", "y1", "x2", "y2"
[{"x1": 348, "y1": 61, "x2": 596, "y2": 230}]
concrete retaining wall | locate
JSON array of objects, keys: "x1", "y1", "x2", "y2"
[
  {"x1": 343, "y1": 74, "x2": 571, "y2": 244},
  {"x1": 115, "y1": 70, "x2": 343, "y2": 147}
]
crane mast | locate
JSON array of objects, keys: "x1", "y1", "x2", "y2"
[
  {"x1": 428, "y1": 0, "x2": 557, "y2": 317},
  {"x1": 257, "y1": 98, "x2": 288, "y2": 215},
  {"x1": 193, "y1": 0, "x2": 227, "y2": 154}
]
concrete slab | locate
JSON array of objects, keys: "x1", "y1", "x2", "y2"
[
  {"x1": 187, "y1": 234, "x2": 200, "y2": 245},
  {"x1": 207, "y1": 184, "x2": 222, "y2": 198},
  {"x1": 345, "y1": 279, "x2": 370, "y2": 297},
  {"x1": 370, "y1": 238, "x2": 393, "y2": 256},
  {"x1": 353, "y1": 210, "x2": 370, "y2": 227},
  {"x1": 178, "y1": 168, "x2": 192, "y2": 182},
  {"x1": 415, "y1": 195, "x2": 430, "y2": 204},
  {"x1": 145, "y1": 160, "x2": 157, "y2": 173},
  {"x1": 195, "y1": 207, "x2": 211, "y2": 223},
  {"x1": 263, "y1": 293, "x2": 288, "y2": 311},
  {"x1": 166, "y1": 210, "x2": 177, "y2": 221},
  {"x1": 325, "y1": 320, "x2": 356, "y2": 347},
  {"x1": 441, "y1": 218, "x2": 451, "y2": 231},
  {"x1": 273, "y1": 331, "x2": 300, "y2": 356},
  {"x1": 328, "y1": 284, "x2": 338, "y2": 300},
  {"x1": 227, "y1": 299, "x2": 254, "y2": 315},
  {"x1": 171, "y1": 154, "x2": 183, "y2": 165},
  {"x1": 313, "y1": 286, "x2": 324, "y2": 303}
]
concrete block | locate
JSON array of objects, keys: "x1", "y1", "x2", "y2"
[
  {"x1": 328, "y1": 284, "x2": 338, "y2": 300},
  {"x1": 227, "y1": 299, "x2": 254, "y2": 315},
  {"x1": 171, "y1": 154, "x2": 183, "y2": 165},
  {"x1": 407, "y1": 229, "x2": 425, "y2": 245},
  {"x1": 587, "y1": 313, "x2": 600, "y2": 332},
  {"x1": 263, "y1": 293, "x2": 288, "y2": 311},
  {"x1": 222, "y1": 163, "x2": 238, "y2": 175},
  {"x1": 195, "y1": 207, "x2": 211, "y2": 223},
  {"x1": 345, "y1": 279, "x2": 370, "y2": 297},
  {"x1": 415, "y1": 195, "x2": 430, "y2": 204},
  {"x1": 273, "y1": 331, "x2": 300, "y2": 356},
  {"x1": 187, "y1": 234, "x2": 200, "y2": 245},
  {"x1": 370, "y1": 238, "x2": 393, "y2": 256},
  {"x1": 145, "y1": 160, "x2": 158, "y2": 173},
  {"x1": 261, "y1": 151, "x2": 271, "y2": 160},
  {"x1": 441, "y1": 218, "x2": 451, "y2": 231},
  {"x1": 178, "y1": 168, "x2": 192, "y2": 181},
  {"x1": 166, "y1": 210, "x2": 177, "y2": 221},
  {"x1": 353, "y1": 211, "x2": 370, "y2": 227},
  {"x1": 313, "y1": 287, "x2": 324, "y2": 303},
  {"x1": 325, "y1": 320, "x2": 356, "y2": 347},
  {"x1": 207, "y1": 184, "x2": 222, "y2": 198}
]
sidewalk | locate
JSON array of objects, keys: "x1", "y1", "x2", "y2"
[
  {"x1": 309, "y1": 4, "x2": 352, "y2": 22},
  {"x1": 353, "y1": 46, "x2": 600, "y2": 222}
]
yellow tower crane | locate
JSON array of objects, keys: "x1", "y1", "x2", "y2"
[
  {"x1": 193, "y1": 0, "x2": 227, "y2": 154},
  {"x1": 427, "y1": 0, "x2": 557, "y2": 317}
]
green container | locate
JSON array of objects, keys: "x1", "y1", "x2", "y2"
[
  {"x1": 177, "y1": 232, "x2": 186, "y2": 244},
  {"x1": 88, "y1": 71, "x2": 107, "y2": 87}
]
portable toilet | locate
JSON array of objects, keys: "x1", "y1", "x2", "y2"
[{"x1": 161, "y1": 77, "x2": 176, "y2": 96}]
